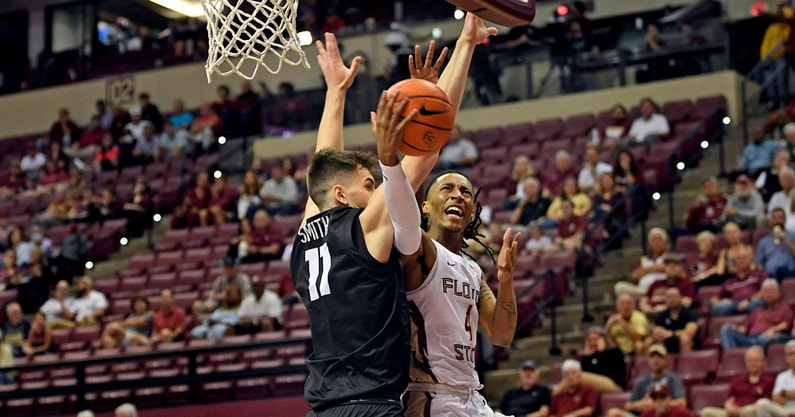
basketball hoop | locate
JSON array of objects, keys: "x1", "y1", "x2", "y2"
[{"x1": 201, "y1": 0, "x2": 310, "y2": 83}]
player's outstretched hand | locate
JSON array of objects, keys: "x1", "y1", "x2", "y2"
[
  {"x1": 408, "y1": 40, "x2": 448, "y2": 84},
  {"x1": 496, "y1": 228, "x2": 521, "y2": 283},
  {"x1": 371, "y1": 91, "x2": 416, "y2": 166},
  {"x1": 316, "y1": 32, "x2": 361, "y2": 91},
  {"x1": 460, "y1": 12, "x2": 499, "y2": 46}
]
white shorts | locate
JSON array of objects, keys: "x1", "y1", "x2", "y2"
[{"x1": 403, "y1": 384, "x2": 495, "y2": 417}]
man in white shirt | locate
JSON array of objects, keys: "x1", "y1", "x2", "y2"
[
  {"x1": 67, "y1": 276, "x2": 108, "y2": 326},
  {"x1": 259, "y1": 164, "x2": 299, "y2": 216},
  {"x1": 123, "y1": 107, "x2": 148, "y2": 143},
  {"x1": 236, "y1": 277, "x2": 283, "y2": 333},
  {"x1": 627, "y1": 98, "x2": 670, "y2": 146},
  {"x1": 578, "y1": 144, "x2": 613, "y2": 193},
  {"x1": 768, "y1": 168, "x2": 795, "y2": 231},
  {"x1": 437, "y1": 125, "x2": 478, "y2": 171},
  {"x1": 757, "y1": 339, "x2": 795, "y2": 417},
  {"x1": 40, "y1": 280, "x2": 75, "y2": 328},
  {"x1": 20, "y1": 147, "x2": 47, "y2": 176}
]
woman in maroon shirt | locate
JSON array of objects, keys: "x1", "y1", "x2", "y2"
[{"x1": 171, "y1": 172, "x2": 211, "y2": 228}]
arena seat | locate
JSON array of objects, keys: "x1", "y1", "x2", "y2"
[
  {"x1": 702, "y1": 315, "x2": 746, "y2": 348},
  {"x1": 480, "y1": 147, "x2": 511, "y2": 165},
  {"x1": 689, "y1": 383, "x2": 730, "y2": 413},
  {"x1": 676, "y1": 349, "x2": 719, "y2": 385},
  {"x1": 599, "y1": 392, "x2": 631, "y2": 417},
  {"x1": 767, "y1": 343, "x2": 788, "y2": 374},
  {"x1": 235, "y1": 377, "x2": 275, "y2": 400},
  {"x1": 533, "y1": 118, "x2": 564, "y2": 141},
  {"x1": 503, "y1": 122, "x2": 533, "y2": 144}
]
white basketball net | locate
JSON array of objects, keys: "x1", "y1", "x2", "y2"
[{"x1": 202, "y1": 0, "x2": 310, "y2": 83}]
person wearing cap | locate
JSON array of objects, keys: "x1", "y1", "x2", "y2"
[
  {"x1": 639, "y1": 253, "x2": 695, "y2": 316},
  {"x1": 193, "y1": 257, "x2": 252, "y2": 314},
  {"x1": 756, "y1": 340, "x2": 795, "y2": 417},
  {"x1": 606, "y1": 344, "x2": 686, "y2": 417},
  {"x1": 66, "y1": 276, "x2": 108, "y2": 326},
  {"x1": 767, "y1": 167, "x2": 795, "y2": 231},
  {"x1": 644, "y1": 286, "x2": 699, "y2": 354},
  {"x1": 579, "y1": 326, "x2": 626, "y2": 393},
  {"x1": 235, "y1": 276, "x2": 283, "y2": 334},
  {"x1": 606, "y1": 293, "x2": 649, "y2": 356},
  {"x1": 723, "y1": 174, "x2": 766, "y2": 229},
  {"x1": 638, "y1": 384, "x2": 691, "y2": 417},
  {"x1": 497, "y1": 360, "x2": 552, "y2": 417},
  {"x1": 701, "y1": 346, "x2": 773, "y2": 417},
  {"x1": 710, "y1": 245, "x2": 767, "y2": 317},
  {"x1": 720, "y1": 279, "x2": 792, "y2": 349},
  {"x1": 614, "y1": 227, "x2": 668, "y2": 297},
  {"x1": 550, "y1": 360, "x2": 597, "y2": 417},
  {"x1": 756, "y1": 208, "x2": 795, "y2": 279}
]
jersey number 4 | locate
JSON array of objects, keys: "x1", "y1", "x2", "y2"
[{"x1": 306, "y1": 243, "x2": 332, "y2": 302}]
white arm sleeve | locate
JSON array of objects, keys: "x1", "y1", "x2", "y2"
[{"x1": 380, "y1": 161, "x2": 422, "y2": 255}]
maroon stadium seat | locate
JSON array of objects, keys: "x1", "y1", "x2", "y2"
[
  {"x1": 235, "y1": 378, "x2": 275, "y2": 400},
  {"x1": 599, "y1": 392, "x2": 631, "y2": 416},
  {"x1": 503, "y1": 122, "x2": 533, "y2": 144},
  {"x1": 533, "y1": 118, "x2": 564, "y2": 141},
  {"x1": 480, "y1": 147, "x2": 511, "y2": 164},
  {"x1": 201, "y1": 381, "x2": 234, "y2": 402},
  {"x1": 715, "y1": 347, "x2": 747, "y2": 383},
  {"x1": 662, "y1": 100, "x2": 693, "y2": 125},
  {"x1": 702, "y1": 315, "x2": 746, "y2": 348},
  {"x1": 767, "y1": 343, "x2": 788, "y2": 374},
  {"x1": 473, "y1": 127, "x2": 504, "y2": 149},
  {"x1": 564, "y1": 113, "x2": 596, "y2": 137},
  {"x1": 676, "y1": 349, "x2": 719, "y2": 385},
  {"x1": 689, "y1": 383, "x2": 730, "y2": 413}
]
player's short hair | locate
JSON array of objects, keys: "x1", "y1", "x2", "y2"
[{"x1": 307, "y1": 148, "x2": 380, "y2": 210}]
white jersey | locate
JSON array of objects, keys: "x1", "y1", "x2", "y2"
[{"x1": 407, "y1": 240, "x2": 484, "y2": 389}]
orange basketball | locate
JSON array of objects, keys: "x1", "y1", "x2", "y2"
[{"x1": 386, "y1": 79, "x2": 455, "y2": 156}]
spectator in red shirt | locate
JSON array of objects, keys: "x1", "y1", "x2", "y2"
[
  {"x1": 544, "y1": 150, "x2": 578, "y2": 197},
  {"x1": 171, "y1": 172, "x2": 212, "y2": 228},
  {"x1": 640, "y1": 253, "x2": 696, "y2": 316},
  {"x1": 150, "y1": 288, "x2": 186, "y2": 344},
  {"x1": 242, "y1": 209, "x2": 285, "y2": 263},
  {"x1": 205, "y1": 176, "x2": 237, "y2": 225},
  {"x1": 710, "y1": 245, "x2": 766, "y2": 316},
  {"x1": 553, "y1": 199, "x2": 587, "y2": 252},
  {"x1": 638, "y1": 384, "x2": 691, "y2": 417},
  {"x1": 94, "y1": 135, "x2": 119, "y2": 172},
  {"x1": 551, "y1": 359, "x2": 597, "y2": 417},
  {"x1": 721, "y1": 279, "x2": 793, "y2": 349},
  {"x1": 66, "y1": 115, "x2": 106, "y2": 159},
  {"x1": 700, "y1": 345, "x2": 773, "y2": 417},
  {"x1": 38, "y1": 160, "x2": 68, "y2": 187},
  {"x1": 683, "y1": 176, "x2": 727, "y2": 234}
]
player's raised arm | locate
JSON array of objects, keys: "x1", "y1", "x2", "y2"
[
  {"x1": 478, "y1": 228, "x2": 521, "y2": 347},
  {"x1": 302, "y1": 33, "x2": 362, "y2": 224}
]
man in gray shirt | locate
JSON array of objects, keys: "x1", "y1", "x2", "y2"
[
  {"x1": 605, "y1": 344, "x2": 687, "y2": 417},
  {"x1": 724, "y1": 175, "x2": 765, "y2": 229}
]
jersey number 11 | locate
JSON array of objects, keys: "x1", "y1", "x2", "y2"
[{"x1": 306, "y1": 243, "x2": 332, "y2": 301}]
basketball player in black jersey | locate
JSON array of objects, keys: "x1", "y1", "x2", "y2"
[{"x1": 290, "y1": 17, "x2": 491, "y2": 416}]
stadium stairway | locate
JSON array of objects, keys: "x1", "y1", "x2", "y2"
[{"x1": 482, "y1": 112, "x2": 756, "y2": 404}]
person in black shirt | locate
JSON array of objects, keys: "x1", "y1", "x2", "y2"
[
  {"x1": 580, "y1": 326, "x2": 626, "y2": 393},
  {"x1": 645, "y1": 287, "x2": 700, "y2": 353},
  {"x1": 510, "y1": 178, "x2": 552, "y2": 225},
  {"x1": 498, "y1": 360, "x2": 552, "y2": 417}
]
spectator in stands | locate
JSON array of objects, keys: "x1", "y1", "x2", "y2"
[
  {"x1": 159, "y1": 121, "x2": 188, "y2": 160},
  {"x1": 150, "y1": 288, "x2": 186, "y2": 344},
  {"x1": 670, "y1": 176, "x2": 726, "y2": 243},
  {"x1": 510, "y1": 178, "x2": 551, "y2": 226},
  {"x1": 4, "y1": 302, "x2": 30, "y2": 357},
  {"x1": 48, "y1": 141, "x2": 69, "y2": 173},
  {"x1": 552, "y1": 199, "x2": 586, "y2": 252},
  {"x1": 7, "y1": 226, "x2": 33, "y2": 266},
  {"x1": 769, "y1": 167, "x2": 795, "y2": 231},
  {"x1": 131, "y1": 121, "x2": 161, "y2": 165},
  {"x1": 785, "y1": 123, "x2": 795, "y2": 163},
  {"x1": 23, "y1": 311, "x2": 52, "y2": 357},
  {"x1": 67, "y1": 115, "x2": 106, "y2": 159},
  {"x1": 639, "y1": 253, "x2": 695, "y2": 316},
  {"x1": 614, "y1": 148, "x2": 649, "y2": 218},
  {"x1": 95, "y1": 100, "x2": 113, "y2": 130},
  {"x1": 626, "y1": 98, "x2": 670, "y2": 147},
  {"x1": 259, "y1": 164, "x2": 299, "y2": 216},
  {"x1": 39, "y1": 159, "x2": 68, "y2": 187},
  {"x1": 757, "y1": 149, "x2": 790, "y2": 202},
  {"x1": 193, "y1": 257, "x2": 252, "y2": 314},
  {"x1": 236, "y1": 276, "x2": 283, "y2": 334},
  {"x1": 498, "y1": 360, "x2": 552, "y2": 417},
  {"x1": 263, "y1": 81, "x2": 307, "y2": 129},
  {"x1": 505, "y1": 156, "x2": 536, "y2": 210},
  {"x1": 607, "y1": 293, "x2": 649, "y2": 356},
  {"x1": 580, "y1": 326, "x2": 625, "y2": 393},
  {"x1": 122, "y1": 176, "x2": 152, "y2": 237},
  {"x1": 110, "y1": 105, "x2": 131, "y2": 141},
  {"x1": 206, "y1": 176, "x2": 236, "y2": 225},
  {"x1": 0, "y1": 330, "x2": 13, "y2": 384},
  {"x1": 20, "y1": 146, "x2": 46, "y2": 181},
  {"x1": 86, "y1": 186, "x2": 122, "y2": 224},
  {"x1": 49, "y1": 108, "x2": 80, "y2": 147},
  {"x1": 137, "y1": 92, "x2": 163, "y2": 130},
  {"x1": 191, "y1": 284, "x2": 243, "y2": 340},
  {"x1": 710, "y1": 245, "x2": 766, "y2": 317},
  {"x1": 600, "y1": 104, "x2": 630, "y2": 151},
  {"x1": 233, "y1": 81, "x2": 261, "y2": 136},
  {"x1": 544, "y1": 151, "x2": 578, "y2": 197},
  {"x1": 229, "y1": 218, "x2": 254, "y2": 262},
  {"x1": 524, "y1": 222, "x2": 554, "y2": 255},
  {"x1": 700, "y1": 345, "x2": 773, "y2": 417},
  {"x1": 115, "y1": 403, "x2": 138, "y2": 417},
  {"x1": 689, "y1": 231, "x2": 720, "y2": 285},
  {"x1": 720, "y1": 279, "x2": 792, "y2": 348},
  {"x1": 606, "y1": 344, "x2": 687, "y2": 417},
  {"x1": 593, "y1": 173, "x2": 627, "y2": 240},
  {"x1": 237, "y1": 170, "x2": 262, "y2": 221},
  {"x1": 548, "y1": 177, "x2": 592, "y2": 221},
  {"x1": 241, "y1": 209, "x2": 285, "y2": 263},
  {"x1": 32, "y1": 186, "x2": 72, "y2": 227},
  {"x1": 40, "y1": 280, "x2": 74, "y2": 328},
  {"x1": 710, "y1": 222, "x2": 746, "y2": 281},
  {"x1": 436, "y1": 126, "x2": 478, "y2": 171},
  {"x1": 757, "y1": 208, "x2": 795, "y2": 279},
  {"x1": 121, "y1": 109, "x2": 147, "y2": 165},
  {"x1": 21, "y1": 249, "x2": 52, "y2": 312},
  {"x1": 94, "y1": 134, "x2": 119, "y2": 172},
  {"x1": 99, "y1": 294, "x2": 152, "y2": 348},
  {"x1": 756, "y1": 339, "x2": 795, "y2": 417},
  {"x1": 640, "y1": 384, "x2": 691, "y2": 417},
  {"x1": 615, "y1": 228, "x2": 669, "y2": 296},
  {"x1": 723, "y1": 175, "x2": 766, "y2": 229},
  {"x1": 646, "y1": 287, "x2": 699, "y2": 354},
  {"x1": 66, "y1": 276, "x2": 108, "y2": 326},
  {"x1": 550, "y1": 359, "x2": 597, "y2": 417},
  {"x1": 169, "y1": 99, "x2": 194, "y2": 132},
  {"x1": 737, "y1": 127, "x2": 778, "y2": 179},
  {"x1": 2, "y1": 162, "x2": 26, "y2": 197},
  {"x1": 171, "y1": 171, "x2": 211, "y2": 228},
  {"x1": 578, "y1": 144, "x2": 613, "y2": 194},
  {"x1": 53, "y1": 222, "x2": 88, "y2": 284},
  {"x1": 190, "y1": 103, "x2": 222, "y2": 153}
]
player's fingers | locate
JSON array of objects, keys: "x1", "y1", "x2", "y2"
[
  {"x1": 424, "y1": 41, "x2": 435, "y2": 68},
  {"x1": 395, "y1": 109, "x2": 417, "y2": 134},
  {"x1": 347, "y1": 56, "x2": 362, "y2": 79},
  {"x1": 325, "y1": 33, "x2": 338, "y2": 54},
  {"x1": 487, "y1": 27, "x2": 499, "y2": 36},
  {"x1": 434, "y1": 47, "x2": 449, "y2": 70},
  {"x1": 408, "y1": 55, "x2": 416, "y2": 73},
  {"x1": 502, "y1": 228, "x2": 512, "y2": 247},
  {"x1": 414, "y1": 45, "x2": 422, "y2": 69},
  {"x1": 376, "y1": 90, "x2": 388, "y2": 120},
  {"x1": 315, "y1": 40, "x2": 326, "y2": 54},
  {"x1": 390, "y1": 99, "x2": 408, "y2": 130}
]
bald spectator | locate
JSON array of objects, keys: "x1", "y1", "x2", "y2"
[
  {"x1": 259, "y1": 165, "x2": 299, "y2": 216},
  {"x1": 241, "y1": 209, "x2": 285, "y2": 263},
  {"x1": 235, "y1": 277, "x2": 283, "y2": 334},
  {"x1": 3, "y1": 302, "x2": 30, "y2": 357},
  {"x1": 193, "y1": 257, "x2": 252, "y2": 314},
  {"x1": 720, "y1": 279, "x2": 792, "y2": 349},
  {"x1": 40, "y1": 280, "x2": 75, "y2": 328},
  {"x1": 436, "y1": 126, "x2": 478, "y2": 171},
  {"x1": 578, "y1": 144, "x2": 613, "y2": 194},
  {"x1": 700, "y1": 346, "x2": 773, "y2": 417},
  {"x1": 551, "y1": 360, "x2": 597, "y2": 417},
  {"x1": 645, "y1": 287, "x2": 699, "y2": 353},
  {"x1": 639, "y1": 253, "x2": 695, "y2": 316},
  {"x1": 115, "y1": 403, "x2": 138, "y2": 417},
  {"x1": 498, "y1": 360, "x2": 552, "y2": 417},
  {"x1": 755, "y1": 340, "x2": 795, "y2": 417},
  {"x1": 710, "y1": 246, "x2": 766, "y2": 317},
  {"x1": 606, "y1": 293, "x2": 649, "y2": 356},
  {"x1": 615, "y1": 228, "x2": 669, "y2": 296},
  {"x1": 66, "y1": 276, "x2": 109, "y2": 327},
  {"x1": 756, "y1": 208, "x2": 795, "y2": 279},
  {"x1": 544, "y1": 151, "x2": 578, "y2": 197},
  {"x1": 150, "y1": 288, "x2": 187, "y2": 344}
]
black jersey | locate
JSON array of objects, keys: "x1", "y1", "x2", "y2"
[{"x1": 290, "y1": 206, "x2": 410, "y2": 410}]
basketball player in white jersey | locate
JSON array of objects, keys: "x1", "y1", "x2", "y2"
[{"x1": 400, "y1": 169, "x2": 521, "y2": 417}]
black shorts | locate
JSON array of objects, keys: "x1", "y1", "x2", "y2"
[{"x1": 307, "y1": 399, "x2": 403, "y2": 417}]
